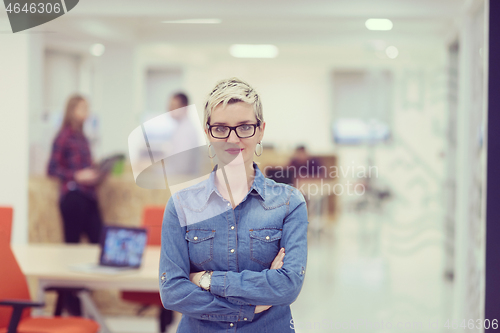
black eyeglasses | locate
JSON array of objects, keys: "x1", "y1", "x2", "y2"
[{"x1": 207, "y1": 122, "x2": 261, "y2": 139}]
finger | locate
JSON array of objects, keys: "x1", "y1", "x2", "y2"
[
  {"x1": 270, "y1": 248, "x2": 285, "y2": 269},
  {"x1": 275, "y1": 250, "x2": 284, "y2": 262},
  {"x1": 271, "y1": 258, "x2": 284, "y2": 270},
  {"x1": 277, "y1": 250, "x2": 285, "y2": 263},
  {"x1": 272, "y1": 249, "x2": 283, "y2": 263},
  {"x1": 271, "y1": 255, "x2": 278, "y2": 265},
  {"x1": 271, "y1": 258, "x2": 282, "y2": 269}
]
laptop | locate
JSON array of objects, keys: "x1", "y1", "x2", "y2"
[
  {"x1": 99, "y1": 226, "x2": 148, "y2": 268},
  {"x1": 69, "y1": 226, "x2": 148, "y2": 274},
  {"x1": 95, "y1": 154, "x2": 125, "y2": 184},
  {"x1": 98, "y1": 154, "x2": 125, "y2": 174}
]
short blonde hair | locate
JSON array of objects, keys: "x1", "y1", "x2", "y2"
[{"x1": 204, "y1": 77, "x2": 263, "y2": 126}]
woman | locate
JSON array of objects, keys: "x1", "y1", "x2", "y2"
[
  {"x1": 47, "y1": 94, "x2": 103, "y2": 316},
  {"x1": 159, "y1": 78, "x2": 309, "y2": 332},
  {"x1": 48, "y1": 94, "x2": 103, "y2": 244}
]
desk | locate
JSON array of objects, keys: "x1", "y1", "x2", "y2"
[{"x1": 12, "y1": 244, "x2": 161, "y2": 333}]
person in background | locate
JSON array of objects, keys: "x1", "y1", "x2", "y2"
[
  {"x1": 166, "y1": 92, "x2": 201, "y2": 176},
  {"x1": 288, "y1": 145, "x2": 323, "y2": 179},
  {"x1": 47, "y1": 94, "x2": 103, "y2": 315},
  {"x1": 48, "y1": 94, "x2": 103, "y2": 244}
]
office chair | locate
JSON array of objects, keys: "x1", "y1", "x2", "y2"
[
  {"x1": 0, "y1": 207, "x2": 100, "y2": 333},
  {"x1": 0, "y1": 207, "x2": 12, "y2": 244},
  {"x1": 121, "y1": 206, "x2": 173, "y2": 333}
]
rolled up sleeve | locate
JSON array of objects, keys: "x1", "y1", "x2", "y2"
[
  {"x1": 159, "y1": 196, "x2": 257, "y2": 322},
  {"x1": 210, "y1": 188, "x2": 308, "y2": 306}
]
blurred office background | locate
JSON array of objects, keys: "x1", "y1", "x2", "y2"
[{"x1": 0, "y1": 0, "x2": 488, "y2": 332}]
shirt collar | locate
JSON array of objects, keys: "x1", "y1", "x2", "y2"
[{"x1": 204, "y1": 161, "x2": 266, "y2": 204}]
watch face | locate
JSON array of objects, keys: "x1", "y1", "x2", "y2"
[{"x1": 200, "y1": 275, "x2": 209, "y2": 289}]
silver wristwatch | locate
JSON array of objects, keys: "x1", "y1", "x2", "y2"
[{"x1": 199, "y1": 271, "x2": 213, "y2": 291}]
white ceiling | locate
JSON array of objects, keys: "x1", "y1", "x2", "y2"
[
  {"x1": 32, "y1": 0, "x2": 465, "y2": 47},
  {"x1": 70, "y1": 0, "x2": 463, "y2": 18}
]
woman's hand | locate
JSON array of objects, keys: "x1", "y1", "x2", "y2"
[
  {"x1": 189, "y1": 271, "x2": 205, "y2": 287},
  {"x1": 270, "y1": 247, "x2": 285, "y2": 269},
  {"x1": 74, "y1": 168, "x2": 99, "y2": 185},
  {"x1": 255, "y1": 305, "x2": 272, "y2": 313},
  {"x1": 191, "y1": 249, "x2": 285, "y2": 313},
  {"x1": 254, "y1": 248, "x2": 285, "y2": 313}
]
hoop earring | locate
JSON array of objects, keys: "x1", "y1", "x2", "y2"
[
  {"x1": 254, "y1": 142, "x2": 263, "y2": 157},
  {"x1": 208, "y1": 144, "x2": 216, "y2": 158}
]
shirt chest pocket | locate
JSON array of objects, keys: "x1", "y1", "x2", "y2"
[
  {"x1": 185, "y1": 229, "x2": 215, "y2": 266},
  {"x1": 249, "y1": 228, "x2": 283, "y2": 267}
]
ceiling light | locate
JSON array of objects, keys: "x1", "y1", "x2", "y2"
[
  {"x1": 90, "y1": 43, "x2": 105, "y2": 57},
  {"x1": 365, "y1": 19, "x2": 393, "y2": 31},
  {"x1": 385, "y1": 46, "x2": 399, "y2": 59},
  {"x1": 162, "y1": 19, "x2": 221, "y2": 24},
  {"x1": 229, "y1": 44, "x2": 279, "y2": 58}
]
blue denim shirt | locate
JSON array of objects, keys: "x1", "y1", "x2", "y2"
[{"x1": 159, "y1": 161, "x2": 309, "y2": 332}]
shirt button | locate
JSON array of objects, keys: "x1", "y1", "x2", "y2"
[
  {"x1": 244, "y1": 317, "x2": 248, "y2": 321},
  {"x1": 230, "y1": 226, "x2": 235, "y2": 230},
  {"x1": 230, "y1": 249, "x2": 235, "y2": 253},
  {"x1": 227, "y1": 202, "x2": 231, "y2": 206},
  {"x1": 193, "y1": 236, "x2": 198, "y2": 240},
  {"x1": 230, "y1": 323, "x2": 234, "y2": 327},
  {"x1": 265, "y1": 236, "x2": 270, "y2": 240}
]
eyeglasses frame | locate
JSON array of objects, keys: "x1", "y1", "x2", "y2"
[{"x1": 206, "y1": 121, "x2": 262, "y2": 139}]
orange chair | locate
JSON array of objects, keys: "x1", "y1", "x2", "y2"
[
  {"x1": 0, "y1": 207, "x2": 12, "y2": 244},
  {"x1": 121, "y1": 206, "x2": 172, "y2": 332},
  {"x1": 142, "y1": 206, "x2": 163, "y2": 246},
  {"x1": 0, "y1": 207, "x2": 99, "y2": 333}
]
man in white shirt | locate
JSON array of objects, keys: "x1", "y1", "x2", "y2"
[{"x1": 166, "y1": 93, "x2": 202, "y2": 177}]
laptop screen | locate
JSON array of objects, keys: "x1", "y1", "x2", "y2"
[{"x1": 99, "y1": 226, "x2": 148, "y2": 268}]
